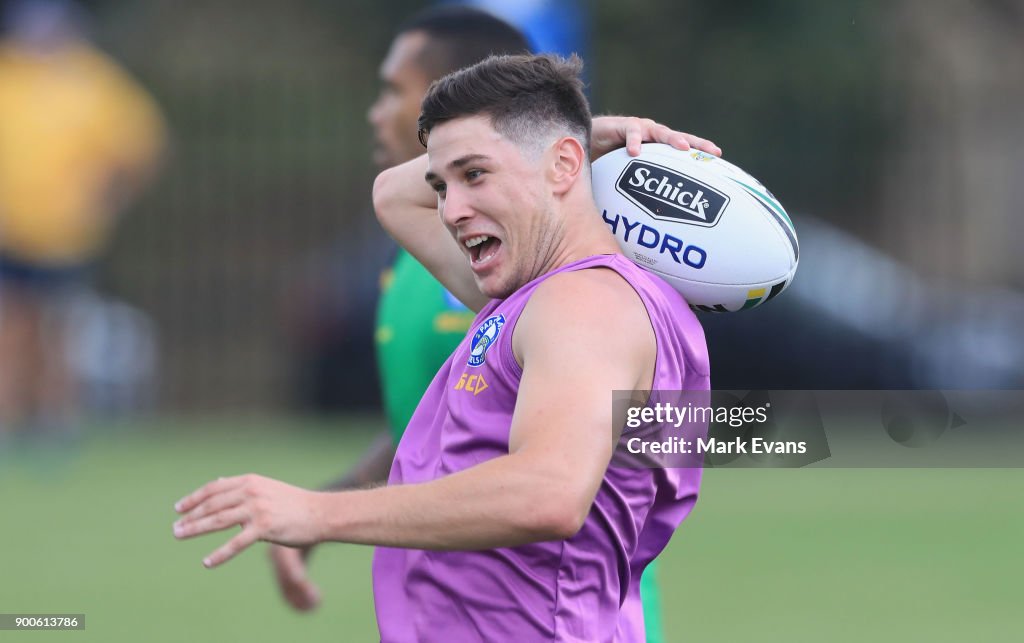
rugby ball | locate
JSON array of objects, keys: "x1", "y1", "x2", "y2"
[{"x1": 592, "y1": 143, "x2": 798, "y2": 312}]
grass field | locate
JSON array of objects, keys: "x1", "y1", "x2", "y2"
[{"x1": 1, "y1": 417, "x2": 1021, "y2": 642}]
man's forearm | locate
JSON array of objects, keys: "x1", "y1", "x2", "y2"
[{"x1": 315, "y1": 451, "x2": 587, "y2": 551}]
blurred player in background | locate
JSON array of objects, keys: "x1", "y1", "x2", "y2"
[
  {"x1": 175, "y1": 53, "x2": 718, "y2": 641},
  {"x1": 0, "y1": 0, "x2": 165, "y2": 438}
]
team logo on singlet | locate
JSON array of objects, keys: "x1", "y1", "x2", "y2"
[{"x1": 467, "y1": 314, "x2": 505, "y2": 367}]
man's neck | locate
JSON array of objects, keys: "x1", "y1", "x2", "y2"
[{"x1": 550, "y1": 198, "x2": 622, "y2": 268}]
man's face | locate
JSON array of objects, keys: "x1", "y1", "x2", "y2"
[
  {"x1": 367, "y1": 31, "x2": 434, "y2": 169},
  {"x1": 425, "y1": 116, "x2": 563, "y2": 299}
]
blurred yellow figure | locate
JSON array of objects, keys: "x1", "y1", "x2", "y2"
[{"x1": 0, "y1": 0, "x2": 165, "y2": 437}]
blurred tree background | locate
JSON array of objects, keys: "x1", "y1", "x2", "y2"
[{"x1": 52, "y1": 0, "x2": 1022, "y2": 412}]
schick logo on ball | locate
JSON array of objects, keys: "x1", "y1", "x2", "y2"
[{"x1": 616, "y1": 160, "x2": 730, "y2": 227}]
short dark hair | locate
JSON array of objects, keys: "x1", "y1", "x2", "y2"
[
  {"x1": 417, "y1": 53, "x2": 592, "y2": 157},
  {"x1": 397, "y1": 6, "x2": 531, "y2": 81}
]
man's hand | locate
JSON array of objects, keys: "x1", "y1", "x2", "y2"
[
  {"x1": 590, "y1": 116, "x2": 722, "y2": 160},
  {"x1": 269, "y1": 544, "x2": 322, "y2": 611},
  {"x1": 173, "y1": 474, "x2": 324, "y2": 569}
]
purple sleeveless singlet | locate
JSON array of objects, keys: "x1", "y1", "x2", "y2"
[{"x1": 372, "y1": 254, "x2": 710, "y2": 642}]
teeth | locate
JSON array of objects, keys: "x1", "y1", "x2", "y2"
[{"x1": 464, "y1": 235, "x2": 490, "y2": 249}]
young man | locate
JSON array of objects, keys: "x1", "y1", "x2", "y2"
[
  {"x1": 277, "y1": 9, "x2": 674, "y2": 639},
  {"x1": 174, "y1": 55, "x2": 718, "y2": 641}
]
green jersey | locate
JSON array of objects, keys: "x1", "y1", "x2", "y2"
[
  {"x1": 375, "y1": 249, "x2": 475, "y2": 443},
  {"x1": 373, "y1": 249, "x2": 665, "y2": 643}
]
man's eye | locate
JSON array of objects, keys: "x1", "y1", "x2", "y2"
[
  {"x1": 466, "y1": 169, "x2": 484, "y2": 181},
  {"x1": 432, "y1": 182, "x2": 447, "y2": 194}
]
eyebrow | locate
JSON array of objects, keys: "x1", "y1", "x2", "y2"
[{"x1": 424, "y1": 154, "x2": 492, "y2": 183}]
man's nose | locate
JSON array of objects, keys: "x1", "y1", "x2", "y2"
[
  {"x1": 367, "y1": 97, "x2": 384, "y2": 126},
  {"x1": 440, "y1": 186, "x2": 474, "y2": 228}
]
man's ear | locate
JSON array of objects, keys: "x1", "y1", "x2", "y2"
[{"x1": 549, "y1": 136, "x2": 587, "y2": 195}]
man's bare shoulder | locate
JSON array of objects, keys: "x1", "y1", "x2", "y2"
[{"x1": 512, "y1": 262, "x2": 656, "y2": 370}]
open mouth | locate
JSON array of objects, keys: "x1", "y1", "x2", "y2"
[{"x1": 465, "y1": 235, "x2": 502, "y2": 268}]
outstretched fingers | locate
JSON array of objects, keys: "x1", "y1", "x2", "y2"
[
  {"x1": 173, "y1": 473, "x2": 322, "y2": 569},
  {"x1": 176, "y1": 487, "x2": 247, "y2": 528}
]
